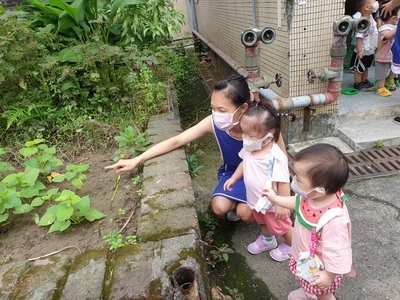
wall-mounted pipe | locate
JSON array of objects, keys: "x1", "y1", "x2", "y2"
[
  {"x1": 192, "y1": 30, "x2": 248, "y2": 77},
  {"x1": 262, "y1": 30, "x2": 346, "y2": 111},
  {"x1": 261, "y1": 17, "x2": 370, "y2": 111},
  {"x1": 252, "y1": 0, "x2": 257, "y2": 27}
]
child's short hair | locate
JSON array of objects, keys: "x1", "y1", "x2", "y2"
[
  {"x1": 379, "y1": 0, "x2": 400, "y2": 22},
  {"x1": 355, "y1": 0, "x2": 371, "y2": 11},
  {"x1": 294, "y1": 144, "x2": 349, "y2": 194},
  {"x1": 241, "y1": 99, "x2": 281, "y2": 142}
]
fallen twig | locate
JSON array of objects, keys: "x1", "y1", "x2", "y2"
[
  {"x1": 118, "y1": 205, "x2": 137, "y2": 234},
  {"x1": 27, "y1": 245, "x2": 82, "y2": 261}
]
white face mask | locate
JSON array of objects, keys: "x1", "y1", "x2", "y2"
[
  {"x1": 212, "y1": 106, "x2": 242, "y2": 131},
  {"x1": 243, "y1": 132, "x2": 273, "y2": 152},
  {"x1": 290, "y1": 177, "x2": 325, "y2": 199},
  {"x1": 371, "y1": 1, "x2": 379, "y2": 13}
]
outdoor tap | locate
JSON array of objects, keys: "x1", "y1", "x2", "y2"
[
  {"x1": 248, "y1": 75, "x2": 281, "y2": 92},
  {"x1": 307, "y1": 68, "x2": 340, "y2": 83}
]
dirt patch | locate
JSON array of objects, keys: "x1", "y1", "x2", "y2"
[{"x1": 0, "y1": 147, "x2": 141, "y2": 263}]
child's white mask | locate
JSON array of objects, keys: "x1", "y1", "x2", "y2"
[
  {"x1": 372, "y1": 1, "x2": 379, "y2": 13},
  {"x1": 290, "y1": 177, "x2": 326, "y2": 199},
  {"x1": 212, "y1": 106, "x2": 242, "y2": 131},
  {"x1": 243, "y1": 132, "x2": 273, "y2": 152}
]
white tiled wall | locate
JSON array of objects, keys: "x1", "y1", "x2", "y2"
[{"x1": 194, "y1": 0, "x2": 346, "y2": 115}]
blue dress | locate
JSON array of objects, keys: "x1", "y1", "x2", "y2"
[{"x1": 211, "y1": 120, "x2": 247, "y2": 203}]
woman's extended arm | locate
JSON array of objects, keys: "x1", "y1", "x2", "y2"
[{"x1": 105, "y1": 115, "x2": 213, "y2": 173}]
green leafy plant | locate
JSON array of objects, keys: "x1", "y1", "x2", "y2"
[
  {"x1": 113, "y1": 125, "x2": 151, "y2": 161},
  {"x1": 197, "y1": 212, "x2": 218, "y2": 232},
  {"x1": 207, "y1": 243, "x2": 234, "y2": 268},
  {"x1": 224, "y1": 286, "x2": 244, "y2": 300},
  {"x1": 21, "y1": 0, "x2": 184, "y2": 48},
  {"x1": 103, "y1": 228, "x2": 137, "y2": 250},
  {"x1": 33, "y1": 190, "x2": 105, "y2": 233},
  {"x1": 186, "y1": 154, "x2": 204, "y2": 178},
  {"x1": 373, "y1": 140, "x2": 384, "y2": 148},
  {"x1": 0, "y1": 139, "x2": 104, "y2": 231}
]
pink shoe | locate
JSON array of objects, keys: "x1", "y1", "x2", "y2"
[
  {"x1": 270, "y1": 242, "x2": 291, "y2": 261},
  {"x1": 247, "y1": 235, "x2": 277, "y2": 255},
  {"x1": 288, "y1": 288, "x2": 317, "y2": 300}
]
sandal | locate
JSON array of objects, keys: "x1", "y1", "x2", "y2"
[{"x1": 376, "y1": 87, "x2": 391, "y2": 97}]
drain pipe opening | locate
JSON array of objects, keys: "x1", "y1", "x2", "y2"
[{"x1": 173, "y1": 266, "x2": 200, "y2": 300}]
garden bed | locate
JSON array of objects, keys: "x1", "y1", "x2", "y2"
[{"x1": 0, "y1": 147, "x2": 141, "y2": 263}]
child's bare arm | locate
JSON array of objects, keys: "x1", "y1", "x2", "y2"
[
  {"x1": 273, "y1": 181, "x2": 291, "y2": 219},
  {"x1": 262, "y1": 187, "x2": 296, "y2": 210},
  {"x1": 223, "y1": 162, "x2": 243, "y2": 191},
  {"x1": 356, "y1": 37, "x2": 364, "y2": 59},
  {"x1": 383, "y1": 28, "x2": 397, "y2": 40}
]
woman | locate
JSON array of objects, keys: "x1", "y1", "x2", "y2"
[{"x1": 105, "y1": 75, "x2": 286, "y2": 222}]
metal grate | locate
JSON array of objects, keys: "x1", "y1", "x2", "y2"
[{"x1": 289, "y1": 145, "x2": 400, "y2": 181}]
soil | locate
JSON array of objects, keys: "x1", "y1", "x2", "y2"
[{"x1": 0, "y1": 147, "x2": 142, "y2": 264}]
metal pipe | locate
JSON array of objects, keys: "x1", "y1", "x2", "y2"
[
  {"x1": 173, "y1": 266, "x2": 200, "y2": 300},
  {"x1": 192, "y1": 30, "x2": 248, "y2": 77},
  {"x1": 263, "y1": 31, "x2": 347, "y2": 111},
  {"x1": 252, "y1": 0, "x2": 257, "y2": 27}
]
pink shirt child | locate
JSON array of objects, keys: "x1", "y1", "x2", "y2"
[
  {"x1": 375, "y1": 23, "x2": 397, "y2": 62},
  {"x1": 239, "y1": 142, "x2": 289, "y2": 210}
]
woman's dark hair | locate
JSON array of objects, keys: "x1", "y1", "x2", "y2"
[
  {"x1": 240, "y1": 99, "x2": 282, "y2": 142},
  {"x1": 213, "y1": 75, "x2": 251, "y2": 107},
  {"x1": 294, "y1": 143, "x2": 349, "y2": 194}
]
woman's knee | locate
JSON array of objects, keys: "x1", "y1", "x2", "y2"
[
  {"x1": 236, "y1": 203, "x2": 254, "y2": 222},
  {"x1": 211, "y1": 197, "x2": 235, "y2": 217}
]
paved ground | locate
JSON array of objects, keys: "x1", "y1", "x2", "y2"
[
  {"x1": 232, "y1": 66, "x2": 400, "y2": 299},
  {"x1": 197, "y1": 61, "x2": 400, "y2": 299},
  {"x1": 231, "y1": 173, "x2": 400, "y2": 300}
]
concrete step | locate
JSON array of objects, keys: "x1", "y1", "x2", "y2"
[
  {"x1": 337, "y1": 116, "x2": 400, "y2": 151},
  {"x1": 288, "y1": 116, "x2": 400, "y2": 155},
  {"x1": 287, "y1": 136, "x2": 355, "y2": 157}
]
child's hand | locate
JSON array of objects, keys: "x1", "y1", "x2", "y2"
[
  {"x1": 310, "y1": 270, "x2": 336, "y2": 290},
  {"x1": 261, "y1": 187, "x2": 277, "y2": 203},
  {"x1": 274, "y1": 205, "x2": 289, "y2": 220},
  {"x1": 224, "y1": 178, "x2": 237, "y2": 191},
  {"x1": 357, "y1": 50, "x2": 364, "y2": 59}
]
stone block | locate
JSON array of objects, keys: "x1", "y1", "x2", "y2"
[
  {"x1": 141, "y1": 187, "x2": 196, "y2": 216},
  {"x1": 146, "y1": 113, "x2": 182, "y2": 144},
  {"x1": 107, "y1": 244, "x2": 157, "y2": 300},
  {"x1": 10, "y1": 255, "x2": 70, "y2": 300},
  {"x1": 144, "y1": 150, "x2": 188, "y2": 178},
  {"x1": 152, "y1": 234, "x2": 208, "y2": 299},
  {"x1": 60, "y1": 249, "x2": 108, "y2": 300},
  {"x1": 0, "y1": 261, "x2": 29, "y2": 299},
  {"x1": 141, "y1": 172, "x2": 192, "y2": 198},
  {"x1": 137, "y1": 207, "x2": 199, "y2": 242}
]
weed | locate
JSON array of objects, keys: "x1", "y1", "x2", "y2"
[
  {"x1": 103, "y1": 228, "x2": 137, "y2": 250},
  {"x1": 207, "y1": 243, "x2": 234, "y2": 268},
  {"x1": 197, "y1": 212, "x2": 218, "y2": 232},
  {"x1": 136, "y1": 188, "x2": 143, "y2": 196},
  {"x1": 224, "y1": 286, "x2": 245, "y2": 300},
  {"x1": 133, "y1": 175, "x2": 142, "y2": 185},
  {"x1": 186, "y1": 154, "x2": 204, "y2": 178},
  {"x1": 113, "y1": 126, "x2": 151, "y2": 161},
  {"x1": 373, "y1": 140, "x2": 384, "y2": 148}
]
